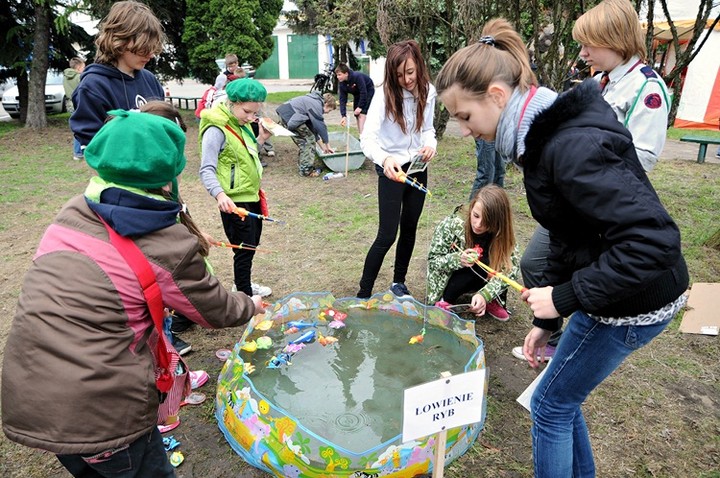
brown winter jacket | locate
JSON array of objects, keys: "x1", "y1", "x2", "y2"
[{"x1": 2, "y1": 194, "x2": 256, "y2": 454}]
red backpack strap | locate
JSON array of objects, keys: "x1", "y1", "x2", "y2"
[{"x1": 98, "y1": 217, "x2": 174, "y2": 394}]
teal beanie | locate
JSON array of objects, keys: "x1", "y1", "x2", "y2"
[
  {"x1": 85, "y1": 109, "x2": 187, "y2": 191},
  {"x1": 225, "y1": 78, "x2": 267, "y2": 102}
]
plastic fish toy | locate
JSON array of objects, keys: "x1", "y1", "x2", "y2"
[
  {"x1": 256, "y1": 336, "x2": 273, "y2": 349},
  {"x1": 289, "y1": 329, "x2": 316, "y2": 345},
  {"x1": 255, "y1": 320, "x2": 274, "y2": 331},
  {"x1": 319, "y1": 308, "x2": 348, "y2": 322},
  {"x1": 286, "y1": 320, "x2": 317, "y2": 330},
  {"x1": 328, "y1": 320, "x2": 346, "y2": 329},
  {"x1": 284, "y1": 343, "x2": 306, "y2": 354},
  {"x1": 241, "y1": 341, "x2": 258, "y2": 352},
  {"x1": 267, "y1": 353, "x2": 293, "y2": 369},
  {"x1": 318, "y1": 334, "x2": 338, "y2": 346},
  {"x1": 283, "y1": 326, "x2": 300, "y2": 335},
  {"x1": 409, "y1": 334, "x2": 425, "y2": 345},
  {"x1": 169, "y1": 451, "x2": 184, "y2": 467}
]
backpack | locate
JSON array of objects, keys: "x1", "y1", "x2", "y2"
[{"x1": 195, "y1": 86, "x2": 217, "y2": 118}]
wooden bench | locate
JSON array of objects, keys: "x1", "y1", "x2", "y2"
[
  {"x1": 679, "y1": 135, "x2": 720, "y2": 163},
  {"x1": 166, "y1": 96, "x2": 200, "y2": 110}
]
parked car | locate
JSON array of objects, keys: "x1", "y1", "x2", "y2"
[{"x1": 1, "y1": 71, "x2": 66, "y2": 119}]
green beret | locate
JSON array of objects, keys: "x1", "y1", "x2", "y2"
[
  {"x1": 225, "y1": 78, "x2": 267, "y2": 103},
  {"x1": 85, "y1": 109, "x2": 186, "y2": 191}
]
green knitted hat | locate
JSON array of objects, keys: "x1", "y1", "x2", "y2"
[
  {"x1": 225, "y1": 78, "x2": 267, "y2": 102},
  {"x1": 85, "y1": 109, "x2": 187, "y2": 191}
]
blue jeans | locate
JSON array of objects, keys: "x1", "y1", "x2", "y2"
[
  {"x1": 469, "y1": 138, "x2": 505, "y2": 200},
  {"x1": 530, "y1": 310, "x2": 672, "y2": 477},
  {"x1": 56, "y1": 427, "x2": 175, "y2": 477},
  {"x1": 73, "y1": 138, "x2": 83, "y2": 158}
]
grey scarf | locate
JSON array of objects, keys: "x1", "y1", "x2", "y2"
[{"x1": 495, "y1": 86, "x2": 557, "y2": 165}]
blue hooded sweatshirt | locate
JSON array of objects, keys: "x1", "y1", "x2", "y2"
[{"x1": 70, "y1": 63, "x2": 165, "y2": 147}]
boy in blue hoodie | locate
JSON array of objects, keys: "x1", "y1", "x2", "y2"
[{"x1": 70, "y1": 1, "x2": 166, "y2": 149}]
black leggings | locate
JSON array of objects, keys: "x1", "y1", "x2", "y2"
[
  {"x1": 442, "y1": 265, "x2": 489, "y2": 304},
  {"x1": 220, "y1": 200, "x2": 262, "y2": 296},
  {"x1": 358, "y1": 165, "x2": 427, "y2": 295}
]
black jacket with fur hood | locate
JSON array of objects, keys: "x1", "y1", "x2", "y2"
[{"x1": 520, "y1": 80, "x2": 688, "y2": 329}]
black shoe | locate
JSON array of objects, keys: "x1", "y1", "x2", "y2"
[
  {"x1": 390, "y1": 282, "x2": 412, "y2": 298},
  {"x1": 171, "y1": 334, "x2": 192, "y2": 356},
  {"x1": 356, "y1": 289, "x2": 371, "y2": 299},
  {"x1": 170, "y1": 313, "x2": 194, "y2": 334},
  {"x1": 260, "y1": 160, "x2": 268, "y2": 167}
]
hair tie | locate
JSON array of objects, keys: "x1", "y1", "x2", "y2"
[{"x1": 479, "y1": 36, "x2": 496, "y2": 46}]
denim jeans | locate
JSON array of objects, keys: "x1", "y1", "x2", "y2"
[
  {"x1": 469, "y1": 138, "x2": 505, "y2": 200},
  {"x1": 56, "y1": 427, "x2": 175, "y2": 477},
  {"x1": 73, "y1": 138, "x2": 83, "y2": 158},
  {"x1": 530, "y1": 310, "x2": 672, "y2": 478}
]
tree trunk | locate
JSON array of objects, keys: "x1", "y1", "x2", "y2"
[
  {"x1": 434, "y1": 104, "x2": 449, "y2": 141},
  {"x1": 26, "y1": 1, "x2": 51, "y2": 129}
]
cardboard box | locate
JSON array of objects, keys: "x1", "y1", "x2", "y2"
[{"x1": 679, "y1": 282, "x2": 720, "y2": 335}]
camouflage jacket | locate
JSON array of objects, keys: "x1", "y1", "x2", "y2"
[{"x1": 427, "y1": 211, "x2": 521, "y2": 304}]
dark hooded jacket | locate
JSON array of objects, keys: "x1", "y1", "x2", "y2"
[
  {"x1": 338, "y1": 69, "x2": 375, "y2": 117},
  {"x1": 70, "y1": 63, "x2": 165, "y2": 146},
  {"x1": 521, "y1": 80, "x2": 688, "y2": 329}
]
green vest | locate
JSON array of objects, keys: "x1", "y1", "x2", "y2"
[{"x1": 199, "y1": 103, "x2": 263, "y2": 202}]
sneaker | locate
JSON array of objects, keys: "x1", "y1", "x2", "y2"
[
  {"x1": 485, "y1": 299, "x2": 510, "y2": 321},
  {"x1": 390, "y1": 282, "x2": 412, "y2": 298},
  {"x1": 189, "y1": 370, "x2": 209, "y2": 390},
  {"x1": 260, "y1": 159, "x2": 268, "y2": 168},
  {"x1": 511, "y1": 344, "x2": 556, "y2": 362},
  {"x1": 72, "y1": 155, "x2": 83, "y2": 161},
  {"x1": 251, "y1": 282, "x2": 272, "y2": 297},
  {"x1": 171, "y1": 334, "x2": 192, "y2": 356},
  {"x1": 434, "y1": 300, "x2": 451, "y2": 311},
  {"x1": 303, "y1": 168, "x2": 322, "y2": 178},
  {"x1": 266, "y1": 150, "x2": 276, "y2": 157}
]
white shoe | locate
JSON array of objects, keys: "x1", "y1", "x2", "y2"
[
  {"x1": 266, "y1": 150, "x2": 276, "y2": 157},
  {"x1": 251, "y1": 282, "x2": 272, "y2": 297}
]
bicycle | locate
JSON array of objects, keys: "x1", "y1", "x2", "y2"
[{"x1": 310, "y1": 62, "x2": 335, "y2": 94}]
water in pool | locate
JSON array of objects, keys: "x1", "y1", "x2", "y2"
[{"x1": 239, "y1": 308, "x2": 477, "y2": 454}]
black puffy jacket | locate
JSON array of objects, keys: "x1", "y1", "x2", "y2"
[{"x1": 521, "y1": 80, "x2": 688, "y2": 327}]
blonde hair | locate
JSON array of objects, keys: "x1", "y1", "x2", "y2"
[
  {"x1": 436, "y1": 19, "x2": 537, "y2": 100},
  {"x1": 94, "y1": 1, "x2": 165, "y2": 65},
  {"x1": 224, "y1": 54, "x2": 239, "y2": 65},
  {"x1": 464, "y1": 185, "x2": 515, "y2": 273},
  {"x1": 572, "y1": 0, "x2": 646, "y2": 62},
  {"x1": 323, "y1": 93, "x2": 337, "y2": 110}
]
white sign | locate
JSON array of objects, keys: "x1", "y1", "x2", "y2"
[{"x1": 402, "y1": 369, "x2": 487, "y2": 442}]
